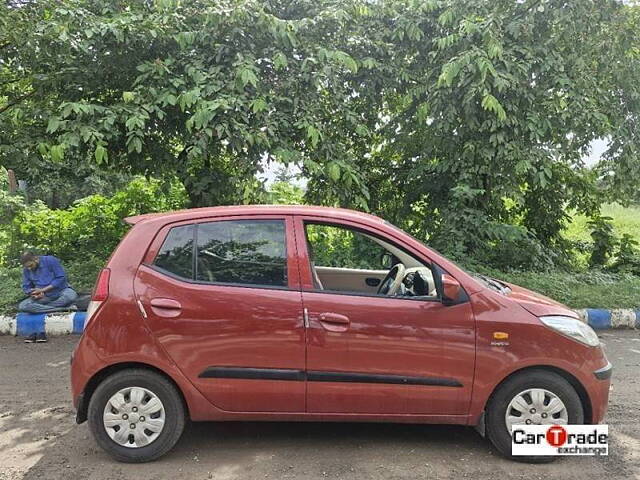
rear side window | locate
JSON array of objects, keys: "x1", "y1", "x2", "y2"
[
  {"x1": 153, "y1": 224, "x2": 194, "y2": 278},
  {"x1": 196, "y1": 220, "x2": 287, "y2": 287}
]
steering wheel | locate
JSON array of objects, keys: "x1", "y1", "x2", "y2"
[{"x1": 377, "y1": 263, "x2": 406, "y2": 296}]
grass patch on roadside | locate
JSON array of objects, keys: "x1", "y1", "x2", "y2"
[
  {"x1": 486, "y1": 269, "x2": 640, "y2": 310},
  {"x1": 564, "y1": 203, "x2": 640, "y2": 243}
]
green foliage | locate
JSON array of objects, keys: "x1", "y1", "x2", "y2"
[
  {"x1": 1, "y1": 0, "x2": 640, "y2": 274},
  {"x1": 265, "y1": 181, "x2": 304, "y2": 205},
  {"x1": 2, "y1": 0, "x2": 375, "y2": 208},
  {"x1": 610, "y1": 234, "x2": 640, "y2": 275},
  {"x1": 360, "y1": 0, "x2": 635, "y2": 265},
  {"x1": 587, "y1": 216, "x2": 617, "y2": 267},
  {"x1": 306, "y1": 224, "x2": 387, "y2": 270},
  {"x1": 565, "y1": 203, "x2": 640, "y2": 246},
  {"x1": 479, "y1": 268, "x2": 640, "y2": 311},
  {"x1": 6, "y1": 177, "x2": 187, "y2": 263},
  {"x1": 0, "y1": 266, "x2": 24, "y2": 315}
]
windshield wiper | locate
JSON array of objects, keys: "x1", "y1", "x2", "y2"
[{"x1": 475, "y1": 274, "x2": 511, "y2": 294}]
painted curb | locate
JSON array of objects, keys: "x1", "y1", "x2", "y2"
[
  {"x1": 574, "y1": 309, "x2": 640, "y2": 330},
  {"x1": 0, "y1": 311, "x2": 86, "y2": 336}
]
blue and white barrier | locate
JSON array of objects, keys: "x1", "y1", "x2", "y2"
[
  {"x1": 574, "y1": 309, "x2": 640, "y2": 330},
  {"x1": 0, "y1": 311, "x2": 86, "y2": 336}
]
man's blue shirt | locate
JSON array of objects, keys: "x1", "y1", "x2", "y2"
[{"x1": 22, "y1": 255, "x2": 69, "y2": 298}]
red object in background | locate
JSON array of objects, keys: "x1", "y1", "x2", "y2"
[{"x1": 70, "y1": 205, "x2": 611, "y2": 458}]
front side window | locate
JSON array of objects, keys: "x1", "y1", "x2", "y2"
[
  {"x1": 196, "y1": 220, "x2": 287, "y2": 287},
  {"x1": 305, "y1": 222, "x2": 437, "y2": 298},
  {"x1": 306, "y1": 224, "x2": 388, "y2": 270},
  {"x1": 153, "y1": 224, "x2": 194, "y2": 279}
]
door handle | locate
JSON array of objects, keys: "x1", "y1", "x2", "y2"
[
  {"x1": 150, "y1": 298, "x2": 182, "y2": 310},
  {"x1": 317, "y1": 312, "x2": 350, "y2": 332},
  {"x1": 319, "y1": 312, "x2": 350, "y2": 324}
]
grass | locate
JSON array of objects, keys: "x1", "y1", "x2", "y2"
[
  {"x1": 487, "y1": 270, "x2": 640, "y2": 310},
  {"x1": 564, "y1": 202, "x2": 640, "y2": 243}
]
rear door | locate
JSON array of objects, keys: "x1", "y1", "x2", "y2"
[{"x1": 134, "y1": 215, "x2": 306, "y2": 412}]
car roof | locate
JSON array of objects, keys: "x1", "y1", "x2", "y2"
[{"x1": 124, "y1": 205, "x2": 385, "y2": 226}]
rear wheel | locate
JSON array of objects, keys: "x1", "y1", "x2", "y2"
[
  {"x1": 485, "y1": 370, "x2": 584, "y2": 463},
  {"x1": 88, "y1": 369, "x2": 186, "y2": 463}
]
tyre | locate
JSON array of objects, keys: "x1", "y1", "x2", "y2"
[
  {"x1": 87, "y1": 369, "x2": 186, "y2": 463},
  {"x1": 485, "y1": 369, "x2": 584, "y2": 463}
]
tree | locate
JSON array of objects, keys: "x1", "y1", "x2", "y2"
[
  {"x1": 1, "y1": 0, "x2": 373, "y2": 208},
  {"x1": 343, "y1": 0, "x2": 639, "y2": 265},
  {"x1": 2, "y1": 0, "x2": 639, "y2": 269}
]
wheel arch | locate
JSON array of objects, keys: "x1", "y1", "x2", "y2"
[
  {"x1": 482, "y1": 365, "x2": 593, "y2": 425},
  {"x1": 76, "y1": 362, "x2": 190, "y2": 424}
]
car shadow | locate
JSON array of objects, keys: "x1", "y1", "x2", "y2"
[{"x1": 13, "y1": 416, "x2": 619, "y2": 480}]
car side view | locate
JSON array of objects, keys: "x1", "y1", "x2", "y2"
[{"x1": 70, "y1": 205, "x2": 611, "y2": 463}]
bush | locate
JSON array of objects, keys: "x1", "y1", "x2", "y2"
[
  {"x1": 5, "y1": 177, "x2": 187, "y2": 264},
  {"x1": 587, "y1": 216, "x2": 617, "y2": 268},
  {"x1": 610, "y1": 234, "x2": 640, "y2": 275},
  {"x1": 0, "y1": 266, "x2": 24, "y2": 314},
  {"x1": 0, "y1": 176, "x2": 188, "y2": 313}
]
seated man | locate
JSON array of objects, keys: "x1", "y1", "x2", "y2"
[{"x1": 19, "y1": 252, "x2": 78, "y2": 343}]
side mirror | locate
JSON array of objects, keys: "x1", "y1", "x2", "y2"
[
  {"x1": 380, "y1": 252, "x2": 393, "y2": 269},
  {"x1": 442, "y1": 274, "x2": 462, "y2": 305}
]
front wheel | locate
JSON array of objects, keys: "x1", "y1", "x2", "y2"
[
  {"x1": 485, "y1": 370, "x2": 584, "y2": 463},
  {"x1": 87, "y1": 369, "x2": 186, "y2": 463}
]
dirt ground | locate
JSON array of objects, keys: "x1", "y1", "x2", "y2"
[{"x1": 0, "y1": 330, "x2": 638, "y2": 480}]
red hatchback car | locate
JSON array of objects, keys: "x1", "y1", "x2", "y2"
[{"x1": 70, "y1": 205, "x2": 611, "y2": 463}]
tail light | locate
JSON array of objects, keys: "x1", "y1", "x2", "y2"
[
  {"x1": 93, "y1": 268, "x2": 110, "y2": 301},
  {"x1": 86, "y1": 268, "x2": 110, "y2": 324}
]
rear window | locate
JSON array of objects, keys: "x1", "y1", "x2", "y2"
[
  {"x1": 153, "y1": 224, "x2": 194, "y2": 279},
  {"x1": 196, "y1": 220, "x2": 287, "y2": 287},
  {"x1": 152, "y1": 220, "x2": 287, "y2": 288}
]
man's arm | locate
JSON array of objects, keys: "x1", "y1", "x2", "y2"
[
  {"x1": 21, "y1": 268, "x2": 33, "y2": 295},
  {"x1": 43, "y1": 256, "x2": 67, "y2": 292}
]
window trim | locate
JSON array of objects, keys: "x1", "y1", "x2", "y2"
[
  {"x1": 301, "y1": 286, "x2": 443, "y2": 303},
  {"x1": 147, "y1": 215, "x2": 297, "y2": 291},
  {"x1": 297, "y1": 217, "x2": 462, "y2": 304},
  {"x1": 146, "y1": 263, "x2": 295, "y2": 292}
]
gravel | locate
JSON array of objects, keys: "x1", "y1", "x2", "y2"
[{"x1": 0, "y1": 330, "x2": 638, "y2": 480}]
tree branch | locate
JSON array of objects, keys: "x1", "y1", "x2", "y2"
[{"x1": 0, "y1": 90, "x2": 34, "y2": 114}]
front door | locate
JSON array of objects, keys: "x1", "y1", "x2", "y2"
[
  {"x1": 134, "y1": 215, "x2": 306, "y2": 413},
  {"x1": 295, "y1": 217, "x2": 476, "y2": 415}
]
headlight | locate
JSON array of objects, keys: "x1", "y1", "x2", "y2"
[{"x1": 539, "y1": 315, "x2": 600, "y2": 347}]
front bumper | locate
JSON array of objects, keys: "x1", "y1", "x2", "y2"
[
  {"x1": 587, "y1": 361, "x2": 612, "y2": 424},
  {"x1": 594, "y1": 361, "x2": 613, "y2": 380}
]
